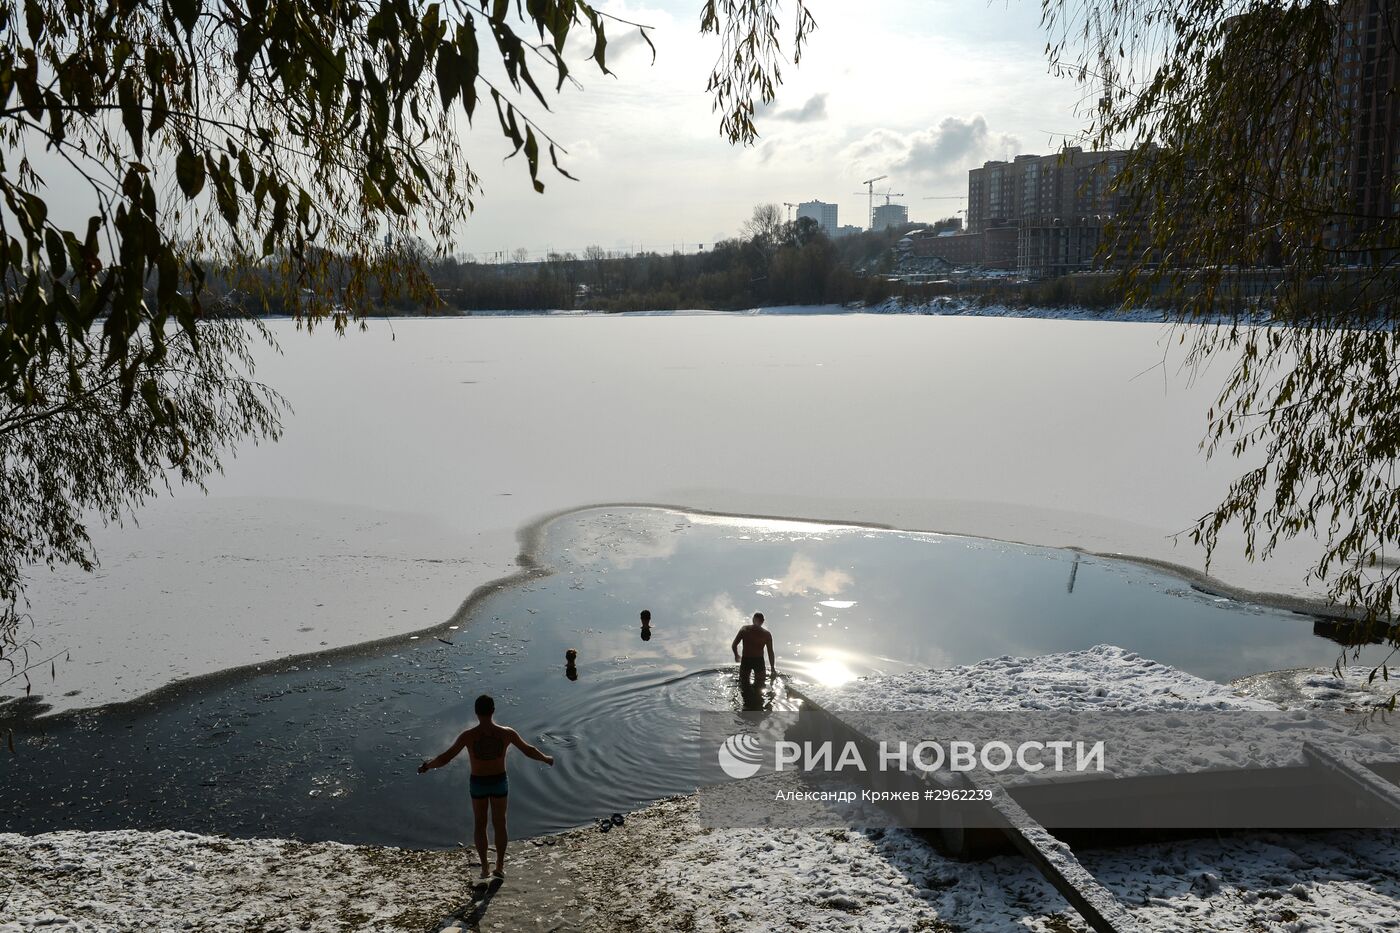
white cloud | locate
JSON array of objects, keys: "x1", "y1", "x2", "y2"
[
  {"x1": 841, "y1": 116, "x2": 1021, "y2": 184},
  {"x1": 602, "y1": 28, "x2": 656, "y2": 65},
  {"x1": 760, "y1": 92, "x2": 829, "y2": 124}
]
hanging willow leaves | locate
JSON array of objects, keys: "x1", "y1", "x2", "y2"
[
  {"x1": 1043, "y1": 0, "x2": 1399, "y2": 685},
  {"x1": 701, "y1": 0, "x2": 816, "y2": 145}
]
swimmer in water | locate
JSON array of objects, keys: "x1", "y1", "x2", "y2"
[
  {"x1": 417, "y1": 694, "x2": 554, "y2": 880},
  {"x1": 731, "y1": 612, "x2": 776, "y2": 691},
  {"x1": 565, "y1": 648, "x2": 578, "y2": 681},
  {"x1": 640, "y1": 609, "x2": 652, "y2": 642}
]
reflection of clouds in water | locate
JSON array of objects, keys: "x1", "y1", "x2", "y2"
[
  {"x1": 699, "y1": 592, "x2": 746, "y2": 628},
  {"x1": 771, "y1": 554, "x2": 853, "y2": 597}
]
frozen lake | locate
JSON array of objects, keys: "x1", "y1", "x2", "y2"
[
  {"x1": 0, "y1": 507, "x2": 1354, "y2": 845},
  {"x1": 6, "y1": 313, "x2": 1331, "y2": 715}
]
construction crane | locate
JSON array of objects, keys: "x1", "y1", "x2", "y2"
[
  {"x1": 858, "y1": 175, "x2": 887, "y2": 229},
  {"x1": 782, "y1": 202, "x2": 798, "y2": 223},
  {"x1": 854, "y1": 186, "x2": 906, "y2": 229},
  {"x1": 851, "y1": 184, "x2": 907, "y2": 228},
  {"x1": 922, "y1": 195, "x2": 968, "y2": 228},
  {"x1": 1093, "y1": 8, "x2": 1113, "y2": 115}
]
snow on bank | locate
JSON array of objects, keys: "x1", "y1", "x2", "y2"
[
  {"x1": 595, "y1": 789, "x2": 1400, "y2": 933},
  {"x1": 1234, "y1": 665, "x2": 1400, "y2": 712},
  {"x1": 619, "y1": 814, "x2": 1400, "y2": 933},
  {"x1": 0, "y1": 830, "x2": 467, "y2": 933},
  {"x1": 1078, "y1": 830, "x2": 1400, "y2": 932},
  {"x1": 9, "y1": 801, "x2": 1393, "y2": 933},
  {"x1": 866, "y1": 296, "x2": 1176, "y2": 323},
  {"x1": 804, "y1": 644, "x2": 1276, "y2": 712},
  {"x1": 799, "y1": 645, "x2": 1400, "y2": 779}
]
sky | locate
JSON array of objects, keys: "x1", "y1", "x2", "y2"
[
  {"x1": 17, "y1": 1, "x2": 1094, "y2": 264},
  {"x1": 452, "y1": 0, "x2": 1092, "y2": 260}
]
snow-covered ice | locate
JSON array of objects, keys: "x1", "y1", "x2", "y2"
[{"x1": 9, "y1": 315, "x2": 1334, "y2": 714}]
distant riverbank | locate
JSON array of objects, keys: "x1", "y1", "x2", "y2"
[{"x1": 257, "y1": 299, "x2": 1181, "y2": 322}]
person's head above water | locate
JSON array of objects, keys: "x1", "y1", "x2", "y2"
[
  {"x1": 752, "y1": 612, "x2": 765, "y2": 626},
  {"x1": 640, "y1": 609, "x2": 651, "y2": 625},
  {"x1": 565, "y1": 648, "x2": 578, "y2": 663},
  {"x1": 474, "y1": 694, "x2": 495, "y2": 720}
]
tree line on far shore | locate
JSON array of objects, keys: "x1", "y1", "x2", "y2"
[
  {"x1": 224, "y1": 204, "x2": 1154, "y2": 316},
  {"x1": 432, "y1": 208, "x2": 903, "y2": 312},
  {"x1": 282, "y1": 209, "x2": 913, "y2": 314}
]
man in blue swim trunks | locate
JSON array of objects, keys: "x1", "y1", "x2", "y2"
[{"x1": 418, "y1": 694, "x2": 555, "y2": 880}]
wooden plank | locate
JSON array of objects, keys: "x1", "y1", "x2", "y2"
[
  {"x1": 1302, "y1": 742, "x2": 1400, "y2": 824},
  {"x1": 965, "y1": 772, "x2": 1143, "y2": 933}
]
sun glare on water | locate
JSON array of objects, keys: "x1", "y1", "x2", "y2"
[{"x1": 801, "y1": 655, "x2": 859, "y2": 687}]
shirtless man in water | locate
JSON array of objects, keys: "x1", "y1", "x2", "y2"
[
  {"x1": 417, "y1": 694, "x2": 554, "y2": 880},
  {"x1": 731, "y1": 612, "x2": 777, "y2": 690}
]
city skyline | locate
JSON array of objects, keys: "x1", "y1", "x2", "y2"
[{"x1": 447, "y1": 1, "x2": 1086, "y2": 258}]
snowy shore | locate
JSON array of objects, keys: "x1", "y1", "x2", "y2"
[
  {"x1": 0, "y1": 831, "x2": 470, "y2": 933},
  {"x1": 801, "y1": 645, "x2": 1400, "y2": 787},
  {"x1": 1234, "y1": 664, "x2": 1400, "y2": 712},
  {"x1": 8, "y1": 803, "x2": 1397, "y2": 933},
  {"x1": 6, "y1": 647, "x2": 1399, "y2": 932}
]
